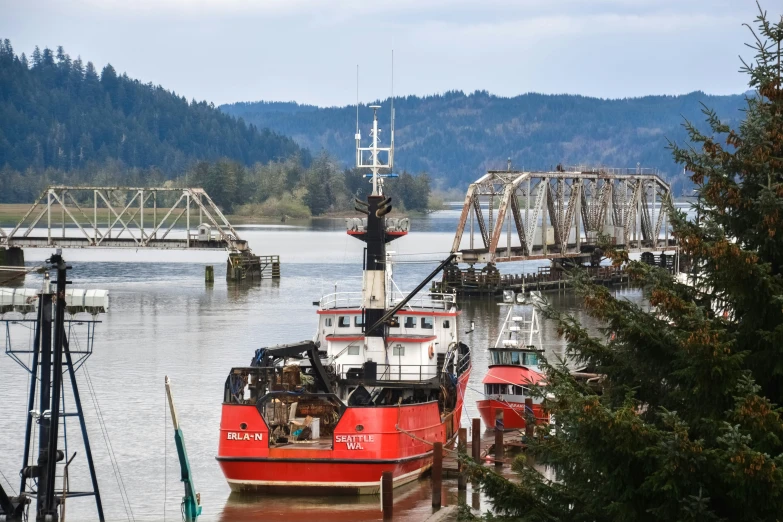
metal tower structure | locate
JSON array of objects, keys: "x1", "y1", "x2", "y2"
[
  {"x1": 0, "y1": 253, "x2": 106, "y2": 522},
  {"x1": 451, "y1": 166, "x2": 677, "y2": 264}
]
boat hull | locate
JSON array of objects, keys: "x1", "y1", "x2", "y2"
[
  {"x1": 219, "y1": 454, "x2": 431, "y2": 495},
  {"x1": 476, "y1": 399, "x2": 547, "y2": 431},
  {"x1": 218, "y1": 367, "x2": 469, "y2": 495}
]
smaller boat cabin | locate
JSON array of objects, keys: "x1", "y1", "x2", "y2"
[{"x1": 488, "y1": 347, "x2": 541, "y2": 367}]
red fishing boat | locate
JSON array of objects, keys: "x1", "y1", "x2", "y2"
[
  {"x1": 217, "y1": 105, "x2": 471, "y2": 494},
  {"x1": 477, "y1": 292, "x2": 548, "y2": 431}
]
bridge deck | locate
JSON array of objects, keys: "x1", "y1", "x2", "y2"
[{"x1": 4, "y1": 236, "x2": 241, "y2": 250}]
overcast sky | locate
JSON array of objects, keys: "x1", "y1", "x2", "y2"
[{"x1": 0, "y1": 0, "x2": 769, "y2": 107}]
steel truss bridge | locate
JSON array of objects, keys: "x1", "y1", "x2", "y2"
[
  {"x1": 451, "y1": 167, "x2": 677, "y2": 264},
  {"x1": 0, "y1": 186, "x2": 249, "y2": 251}
]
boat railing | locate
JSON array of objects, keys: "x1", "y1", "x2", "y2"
[
  {"x1": 339, "y1": 363, "x2": 438, "y2": 382},
  {"x1": 318, "y1": 292, "x2": 364, "y2": 310},
  {"x1": 319, "y1": 291, "x2": 456, "y2": 311},
  {"x1": 388, "y1": 291, "x2": 456, "y2": 311}
]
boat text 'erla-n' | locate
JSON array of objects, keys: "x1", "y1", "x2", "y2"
[{"x1": 216, "y1": 105, "x2": 471, "y2": 494}]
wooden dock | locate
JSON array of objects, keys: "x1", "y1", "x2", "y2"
[{"x1": 442, "y1": 431, "x2": 528, "y2": 475}]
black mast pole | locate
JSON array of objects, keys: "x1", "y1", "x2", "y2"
[
  {"x1": 20, "y1": 281, "x2": 44, "y2": 493},
  {"x1": 35, "y1": 288, "x2": 53, "y2": 519},
  {"x1": 41, "y1": 253, "x2": 68, "y2": 522}
]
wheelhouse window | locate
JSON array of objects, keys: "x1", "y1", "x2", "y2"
[
  {"x1": 442, "y1": 320, "x2": 450, "y2": 329},
  {"x1": 354, "y1": 315, "x2": 364, "y2": 327},
  {"x1": 421, "y1": 317, "x2": 434, "y2": 329},
  {"x1": 511, "y1": 351, "x2": 521, "y2": 365},
  {"x1": 523, "y1": 352, "x2": 540, "y2": 366},
  {"x1": 324, "y1": 317, "x2": 333, "y2": 327},
  {"x1": 347, "y1": 344, "x2": 360, "y2": 355},
  {"x1": 404, "y1": 316, "x2": 416, "y2": 328},
  {"x1": 338, "y1": 316, "x2": 351, "y2": 328}
]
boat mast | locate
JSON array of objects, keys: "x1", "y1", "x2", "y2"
[{"x1": 353, "y1": 104, "x2": 395, "y2": 356}]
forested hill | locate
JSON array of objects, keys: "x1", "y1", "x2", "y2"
[
  {"x1": 0, "y1": 39, "x2": 306, "y2": 175},
  {"x1": 222, "y1": 90, "x2": 749, "y2": 195}
]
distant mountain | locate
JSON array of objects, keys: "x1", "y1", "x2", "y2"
[
  {"x1": 221, "y1": 90, "x2": 750, "y2": 195},
  {"x1": 0, "y1": 39, "x2": 307, "y2": 176}
]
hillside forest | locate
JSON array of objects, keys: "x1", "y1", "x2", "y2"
[
  {"x1": 0, "y1": 39, "x2": 432, "y2": 216},
  {"x1": 223, "y1": 91, "x2": 752, "y2": 196}
]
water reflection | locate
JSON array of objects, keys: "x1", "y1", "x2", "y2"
[{"x1": 220, "y1": 479, "x2": 453, "y2": 522}]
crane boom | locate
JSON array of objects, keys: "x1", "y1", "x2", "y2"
[{"x1": 165, "y1": 376, "x2": 201, "y2": 522}]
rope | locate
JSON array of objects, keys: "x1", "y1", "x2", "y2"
[
  {"x1": 164, "y1": 386, "x2": 167, "y2": 522},
  {"x1": 0, "y1": 468, "x2": 16, "y2": 496},
  {"x1": 82, "y1": 363, "x2": 135, "y2": 522}
]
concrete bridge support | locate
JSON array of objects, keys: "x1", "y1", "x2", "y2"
[{"x1": 0, "y1": 247, "x2": 25, "y2": 284}]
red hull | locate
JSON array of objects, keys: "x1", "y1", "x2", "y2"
[
  {"x1": 476, "y1": 399, "x2": 548, "y2": 431},
  {"x1": 218, "y1": 371, "x2": 470, "y2": 494}
]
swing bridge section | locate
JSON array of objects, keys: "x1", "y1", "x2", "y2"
[
  {"x1": 0, "y1": 186, "x2": 249, "y2": 252},
  {"x1": 451, "y1": 167, "x2": 678, "y2": 265}
]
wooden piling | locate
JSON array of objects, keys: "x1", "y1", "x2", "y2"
[
  {"x1": 524, "y1": 398, "x2": 534, "y2": 439},
  {"x1": 205, "y1": 265, "x2": 214, "y2": 283},
  {"x1": 472, "y1": 418, "x2": 481, "y2": 462},
  {"x1": 381, "y1": 471, "x2": 393, "y2": 520},
  {"x1": 494, "y1": 410, "x2": 504, "y2": 467},
  {"x1": 458, "y1": 427, "x2": 467, "y2": 490},
  {"x1": 432, "y1": 442, "x2": 443, "y2": 508}
]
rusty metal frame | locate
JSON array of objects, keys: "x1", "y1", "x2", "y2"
[{"x1": 451, "y1": 167, "x2": 676, "y2": 264}]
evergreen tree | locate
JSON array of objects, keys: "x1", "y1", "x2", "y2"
[
  {"x1": 466, "y1": 7, "x2": 783, "y2": 521},
  {"x1": 31, "y1": 46, "x2": 41, "y2": 67},
  {"x1": 303, "y1": 152, "x2": 335, "y2": 215},
  {"x1": 84, "y1": 61, "x2": 98, "y2": 82}
]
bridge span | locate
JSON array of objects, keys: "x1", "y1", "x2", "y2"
[
  {"x1": 451, "y1": 166, "x2": 678, "y2": 265},
  {"x1": 0, "y1": 186, "x2": 276, "y2": 282}
]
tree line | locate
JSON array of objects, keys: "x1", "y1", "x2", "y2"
[
  {"x1": 222, "y1": 87, "x2": 751, "y2": 198},
  {"x1": 0, "y1": 38, "x2": 434, "y2": 215},
  {"x1": 0, "y1": 38, "x2": 306, "y2": 176}
]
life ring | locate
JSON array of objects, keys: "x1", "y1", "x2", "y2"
[{"x1": 428, "y1": 344, "x2": 435, "y2": 359}]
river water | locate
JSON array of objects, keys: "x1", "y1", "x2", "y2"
[{"x1": 0, "y1": 211, "x2": 642, "y2": 521}]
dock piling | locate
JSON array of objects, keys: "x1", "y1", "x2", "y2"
[
  {"x1": 205, "y1": 265, "x2": 214, "y2": 283},
  {"x1": 472, "y1": 418, "x2": 481, "y2": 462},
  {"x1": 458, "y1": 427, "x2": 467, "y2": 490},
  {"x1": 495, "y1": 410, "x2": 504, "y2": 467},
  {"x1": 381, "y1": 471, "x2": 393, "y2": 520},
  {"x1": 432, "y1": 442, "x2": 443, "y2": 508}
]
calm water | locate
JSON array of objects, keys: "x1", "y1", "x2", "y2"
[{"x1": 0, "y1": 211, "x2": 642, "y2": 521}]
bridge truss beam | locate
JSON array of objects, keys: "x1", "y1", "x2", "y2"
[
  {"x1": 0, "y1": 186, "x2": 248, "y2": 251},
  {"x1": 451, "y1": 167, "x2": 676, "y2": 264}
]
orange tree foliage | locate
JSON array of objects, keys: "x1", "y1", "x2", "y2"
[{"x1": 463, "y1": 7, "x2": 783, "y2": 521}]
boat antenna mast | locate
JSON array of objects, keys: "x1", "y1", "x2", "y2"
[{"x1": 355, "y1": 56, "x2": 395, "y2": 196}]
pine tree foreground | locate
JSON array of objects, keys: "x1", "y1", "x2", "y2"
[{"x1": 463, "y1": 7, "x2": 783, "y2": 522}]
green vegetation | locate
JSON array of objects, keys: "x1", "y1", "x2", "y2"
[
  {"x1": 0, "y1": 39, "x2": 435, "y2": 216},
  {"x1": 222, "y1": 92, "x2": 750, "y2": 198},
  {"x1": 0, "y1": 39, "x2": 307, "y2": 202},
  {"x1": 464, "y1": 7, "x2": 783, "y2": 521}
]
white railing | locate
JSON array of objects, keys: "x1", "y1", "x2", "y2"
[
  {"x1": 319, "y1": 291, "x2": 456, "y2": 311},
  {"x1": 319, "y1": 292, "x2": 364, "y2": 310}
]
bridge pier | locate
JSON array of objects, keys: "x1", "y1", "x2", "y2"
[
  {"x1": 226, "y1": 252, "x2": 280, "y2": 282},
  {"x1": 0, "y1": 247, "x2": 25, "y2": 284}
]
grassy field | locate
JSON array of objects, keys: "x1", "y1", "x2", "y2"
[{"x1": 0, "y1": 203, "x2": 128, "y2": 227}]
